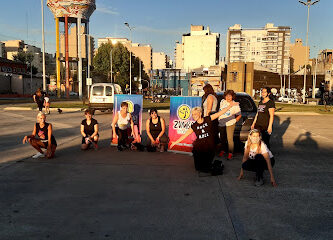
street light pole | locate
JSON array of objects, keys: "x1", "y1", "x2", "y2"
[
  {"x1": 125, "y1": 22, "x2": 134, "y2": 95},
  {"x1": 110, "y1": 48, "x2": 113, "y2": 83},
  {"x1": 41, "y1": 0, "x2": 46, "y2": 92},
  {"x1": 299, "y1": 0, "x2": 320, "y2": 103}
]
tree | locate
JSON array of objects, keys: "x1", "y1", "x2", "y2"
[
  {"x1": 13, "y1": 52, "x2": 38, "y2": 74},
  {"x1": 92, "y1": 42, "x2": 149, "y2": 91}
]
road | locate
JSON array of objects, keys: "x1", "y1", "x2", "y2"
[{"x1": 0, "y1": 109, "x2": 332, "y2": 239}]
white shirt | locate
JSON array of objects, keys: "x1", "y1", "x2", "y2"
[
  {"x1": 218, "y1": 99, "x2": 241, "y2": 126},
  {"x1": 116, "y1": 111, "x2": 131, "y2": 130},
  {"x1": 245, "y1": 141, "x2": 274, "y2": 159}
]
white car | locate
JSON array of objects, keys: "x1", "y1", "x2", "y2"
[{"x1": 278, "y1": 95, "x2": 296, "y2": 103}]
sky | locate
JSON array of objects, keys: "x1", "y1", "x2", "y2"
[{"x1": 0, "y1": 0, "x2": 332, "y2": 60}]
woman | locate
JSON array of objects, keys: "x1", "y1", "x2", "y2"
[
  {"x1": 237, "y1": 129, "x2": 277, "y2": 187},
  {"x1": 251, "y1": 87, "x2": 275, "y2": 149},
  {"x1": 218, "y1": 90, "x2": 242, "y2": 160},
  {"x1": 202, "y1": 84, "x2": 218, "y2": 117},
  {"x1": 112, "y1": 101, "x2": 134, "y2": 151},
  {"x1": 146, "y1": 108, "x2": 168, "y2": 152},
  {"x1": 170, "y1": 102, "x2": 238, "y2": 173},
  {"x1": 81, "y1": 109, "x2": 99, "y2": 150},
  {"x1": 33, "y1": 89, "x2": 44, "y2": 112},
  {"x1": 44, "y1": 94, "x2": 50, "y2": 114},
  {"x1": 22, "y1": 112, "x2": 57, "y2": 158}
]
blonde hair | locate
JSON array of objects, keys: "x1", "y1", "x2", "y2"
[
  {"x1": 246, "y1": 129, "x2": 262, "y2": 154},
  {"x1": 192, "y1": 107, "x2": 202, "y2": 115},
  {"x1": 37, "y1": 112, "x2": 46, "y2": 118}
]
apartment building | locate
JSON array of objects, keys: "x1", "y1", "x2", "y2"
[
  {"x1": 153, "y1": 52, "x2": 168, "y2": 70},
  {"x1": 175, "y1": 25, "x2": 220, "y2": 72},
  {"x1": 0, "y1": 42, "x2": 6, "y2": 58},
  {"x1": 3, "y1": 40, "x2": 25, "y2": 60},
  {"x1": 226, "y1": 23, "x2": 291, "y2": 75},
  {"x1": 290, "y1": 38, "x2": 310, "y2": 72}
]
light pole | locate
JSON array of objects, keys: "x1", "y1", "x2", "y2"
[
  {"x1": 312, "y1": 46, "x2": 318, "y2": 98},
  {"x1": 41, "y1": 0, "x2": 46, "y2": 92},
  {"x1": 110, "y1": 48, "x2": 113, "y2": 83},
  {"x1": 124, "y1": 22, "x2": 134, "y2": 94},
  {"x1": 299, "y1": 0, "x2": 320, "y2": 103}
]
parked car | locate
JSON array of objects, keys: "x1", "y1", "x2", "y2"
[
  {"x1": 216, "y1": 92, "x2": 257, "y2": 149},
  {"x1": 278, "y1": 95, "x2": 296, "y2": 103},
  {"x1": 88, "y1": 83, "x2": 123, "y2": 113}
]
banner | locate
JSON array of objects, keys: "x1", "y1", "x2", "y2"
[
  {"x1": 111, "y1": 94, "x2": 143, "y2": 144},
  {"x1": 168, "y1": 96, "x2": 202, "y2": 153}
]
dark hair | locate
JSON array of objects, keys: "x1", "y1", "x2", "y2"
[
  {"x1": 121, "y1": 101, "x2": 128, "y2": 107},
  {"x1": 224, "y1": 89, "x2": 236, "y2": 100},
  {"x1": 85, "y1": 109, "x2": 93, "y2": 115},
  {"x1": 202, "y1": 84, "x2": 217, "y2": 102},
  {"x1": 262, "y1": 87, "x2": 271, "y2": 94},
  {"x1": 149, "y1": 108, "x2": 158, "y2": 115}
]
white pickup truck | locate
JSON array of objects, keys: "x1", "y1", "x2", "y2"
[{"x1": 88, "y1": 83, "x2": 123, "y2": 113}]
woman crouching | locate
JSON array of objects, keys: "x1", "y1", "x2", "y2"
[
  {"x1": 237, "y1": 129, "x2": 277, "y2": 187},
  {"x1": 170, "y1": 102, "x2": 238, "y2": 173},
  {"x1": 22, "y1": 112, "x2": 57, "y2": 158}
]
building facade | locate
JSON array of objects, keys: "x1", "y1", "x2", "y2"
[
  {"x1": 290, "y1": 38, "x2": 310, "y2": 73},
  {"x1": 226, "y1": 23, "x2": 291, "y2": 75},
  {"x1": 175, "y1": 25, "x2": 220, "y2": 72},
  {"x1": 0, "y1": 42, "x2": 6, "y2": 58},
  {"x1": 153, "y1": 52, "x2": 168, "y2": 70},
  {"x1": 3, "y1": 40, "x2": 25, "y2": 60}
]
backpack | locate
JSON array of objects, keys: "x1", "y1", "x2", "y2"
[{"x1": 211, "y1": 160, "x2": 224, "y2": 176}]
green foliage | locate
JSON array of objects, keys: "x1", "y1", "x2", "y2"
[
  {"x1": 13, "y1": 52, "x2": 38, "y2": 74},
  {"x1": 92, "y1": 42, "x2": 149, "y2": 91}
]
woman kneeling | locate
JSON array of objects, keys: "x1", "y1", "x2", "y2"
[
  {"x1": 146, "y1": 108, "x2": 168, "y2": 152},
  {"x1": 22, "y1": 112, "x2": 57, "y2": 158},
  {"x1": 238, "y1": 129, "x2": 277, "y2": 187},
  {"x1": 81, "y1": 109, "x2": 99, "y2": 150}
]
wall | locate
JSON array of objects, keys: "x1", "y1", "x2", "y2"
[{"x1": 0, "y1": 74, "x2": 11, "y2": 93}]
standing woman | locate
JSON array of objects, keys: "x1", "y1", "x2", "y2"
[
  {"x1": 111, "y1": 102, "x2": 135, "y2": 151},
  {"x1": 146, "y1": 108, "x2": 168, "y2": 152},
  {"x1": 170, "y1": 102, "x2": 238, "y2": 173},
  {"x1": 237, "y1": 129, "x2": 277, "y2": 187},
  {"x1": 251, "y1": 87, "x2": 275, "y2": 148},
  {"x1": 81, "y1": 109, "x2": 99, "y2": 150},
  {"x1": 33, "y1": 89, "x2": 44, "y2": 112},
  {"x1": 202, "y1": 84, "x2": 218, "y2": 117},
  {"x1": 218, "y1": 90, "x2": 242, "y2": 160},
  {"x1": 22, "y1": 112, "x2": 57, "y2": 158}
]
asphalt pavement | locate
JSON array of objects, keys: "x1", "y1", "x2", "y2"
[{"x1": 0, "y1": 109, "x2": 332, "y2": 240}]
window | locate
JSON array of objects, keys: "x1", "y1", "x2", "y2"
[
  {"x1": 92, "y1": 86, "x2": 104, "y2": 96},
  {"x1": 105, "y1": 86, "x2": 113, "y2": 96}
]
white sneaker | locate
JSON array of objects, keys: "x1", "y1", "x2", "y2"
[{"x1": 32, "y1": 152, "x2": 45, "y2": 158}]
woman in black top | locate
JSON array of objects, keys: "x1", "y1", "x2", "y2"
[
  {"x1": 170, "y1": 102, "x2": 238, "y2": 172},
  {"x1": 33, "y1": 89, "x2": 45, "y2": 112},
  {"x1": 81, "y1": 109, "x2": 99, "y2": 150},
  {"x1": 146, "y1": 108, "x2": 168, "y2": 152},
  {"x1": 22, "y1": 112, "x2": 57, "y2": 158},
  {"x1": 251, "y1": 87, "x2": 275, "y2": 148}
]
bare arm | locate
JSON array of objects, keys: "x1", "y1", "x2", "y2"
[
  {"x1": 170, "y1": 128, "x2": 194, "y2": 149},
  {"x1": 23, "y1": 124, "x2": 36, "y2": 144},
  {"x1": 81, "y1": 124, "x2": 86, "y2": 137},
  {"x1": 129, "y1": 115, "x2": 134, "y2": 136},
  {"x1": 267, "y1": 108, "x2": 275, "y2": 134},
  {"x1": 235, "y1": 114, "x2": 242, "y2": 122},
  {"x1": 91, "y1": 124, "x2": 99, "y2": 138},
  {"x1": 210, "y1": 102, "x2": 238, "y2": 121},
  {"x1": 251, "y1": 112, "x2": 258, "y2": 129},
  {"x1": 204, "y1": 95, "x2": 214, "y2": 117},
  {"x1": 47, "y1": 124, "x2": 53, "y2": 148},
  {"x1": 263, "y1": 152, "x2": 277, "y2": 187},
  {"x1": 157, "y1": 117, "x2": 166, "y2": 139},
  {"x1": 146, "y1": 119, "x2": 155, "y2": 143},
  {"x1": 238, "y1": 147, "x2": 249, "y2": 180},
  {"x1": 111, "y1": 113, "x2": 119, "y2": 138}
]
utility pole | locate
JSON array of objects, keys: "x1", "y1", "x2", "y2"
[
  {"x1": 124, "y1": 22, "x2": 134, "y2": 94},
  {"x1": 299, "y1": 0, "x2": 320, "y2": 103},
  {"x1": 41, "y1": 0, "x2": 46, "y2": 92},
  {"x1": 110, "y1": 48, "x2": 113, "y2": 83}
]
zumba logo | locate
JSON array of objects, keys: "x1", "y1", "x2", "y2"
[
  {"x1": 177, "y1": 104, "x2": 191, "y2": 120},
  {"x1": 124, "y1": 100, "x2": 134, "y2": 113}
]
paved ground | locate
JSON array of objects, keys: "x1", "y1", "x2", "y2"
[{"x1": 0, "y1": 109, "x2": 332, "y2": 240}]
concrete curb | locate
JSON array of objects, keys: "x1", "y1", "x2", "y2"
[
  {"x1": 3, "y1": 107, "x2": 83, "y2": 112},
  {"x1": 275, "y1": 112, "x2": 321, "y2": 116}
]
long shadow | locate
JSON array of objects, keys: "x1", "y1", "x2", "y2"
[
  {"x1": 294, "y1": 131, "x2": 319, "y2": 150},
  {"x1": 272, "y1": 116, "x2": 291, "y2": 149}
]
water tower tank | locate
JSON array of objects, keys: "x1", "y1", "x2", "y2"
[{"x1": 47, "y1": 0, "x2": 96, "y2": 20}]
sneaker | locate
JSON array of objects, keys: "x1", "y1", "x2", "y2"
[
  {"x1": 218, "y1": 151, "x2": 225, "y2": 157},
  {"x1": 227, "y1": 153, "x2": 233, "y2": 160},
  {"x1": 159, "y1": 145, "x2": 165, "y2": 152},
  {"x1": 117, "y1": 146, "x2": 123, "y2": 151},
  {"x1": 32, "y1": 152, "x2": 45, "y2": 158},
  {"x1": 254, "y1": 175, "x2": 264, "y2": 187}
]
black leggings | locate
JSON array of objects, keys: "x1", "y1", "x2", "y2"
[
  {"x1": 242, "y1": 154, "x2": 275, "y2": 177},
  {"x1": 37, "y1": 101, "x2": 43, "y2": 111},
  {"x1": 260, "y1": 130, "x2": 271, "y2": 149},
  {"x1": 192, "y1": 149, "x2": 215, "y2": 173},
  {"x1": 116, "y1": 127, "x2": 128, "y2": 147}
]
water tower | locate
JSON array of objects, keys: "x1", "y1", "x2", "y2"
[{"x1": 47, "y1": 0, "x2": 96, "y2": 98}]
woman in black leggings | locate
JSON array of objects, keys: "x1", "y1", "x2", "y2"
[
  {"x1": 238, "y1": 129, "x2": 277, "y2": 187},
  {"x1": 146, "y1": 108, "x2": 168, "y2": 152}
]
